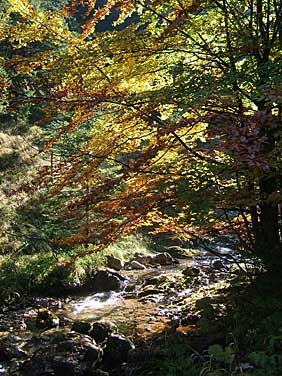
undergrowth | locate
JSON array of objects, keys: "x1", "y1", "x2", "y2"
[{"x1": 136, "y1": 271, "x2": 282, "y2": 376}]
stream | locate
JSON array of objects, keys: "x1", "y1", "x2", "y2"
[
  {"x1": 60, "y1": 260, "x2": 194, "y2": 336},
  {"x1": 0, "y1": 242, "x2": 239, "y2": 375},
  {"x1": 63, "y1": 236, "x2": 239, "y2": 325}
]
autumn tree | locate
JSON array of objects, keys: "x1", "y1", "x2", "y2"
[{"x1": 1, "y1": 0, "x2": 281, "y2": 270}]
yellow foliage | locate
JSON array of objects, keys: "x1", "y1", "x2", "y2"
[{"x1": 1, "y1": 0, "x2": 280, "y2": 254}]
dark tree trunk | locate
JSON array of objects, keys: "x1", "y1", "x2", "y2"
[{"x1": 253, "y1": 175, "x2": 281, "y2": 271}]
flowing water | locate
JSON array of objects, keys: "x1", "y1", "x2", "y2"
[
  {"x1": 60, "y1": 241, "x2": 238, "y2": 336},
  {"x1": 60, "y1": 260, "x2": 195, "y2": 336}
]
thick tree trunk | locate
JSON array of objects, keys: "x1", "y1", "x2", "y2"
[{"x1": 253, "y1": 176, "x2": 281, "y2": 271}]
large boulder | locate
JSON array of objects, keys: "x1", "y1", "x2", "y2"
[
  {"x1": 91, "y1": 269, "x2": 127, "y2": 292},
  {"x1": 89, "y1": 321, "x2": 117, "y2": 343},
  {"x1": 106, "y1": 255, "x2": 124, "y2": 271},
  {"x1": 133, "y1": 253, "x2": 153, "y2": 265},
  {"x1": 17, "y1": 331, "x2": 103, "y2": 376},
  {"x1": 151, "y1": 252, "x2": 174, "y2": 266},
  {"x1": 103, "y1": 334, "x2": 134, "y2": 366},
  {"x1": 133, "y1": 252, "x2": 175, "y2": 266}
]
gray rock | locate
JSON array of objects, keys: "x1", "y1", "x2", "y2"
[
  {"x1": 106, "y1": 255, "x2": 124, "y2": 271},
  {"x1": 52, "y1": 355, "x2": 78, "y2": 375},
  {"x1": 104, "y1": 334, "x2": 135, "y2": 365},
  {"x1": 108, "y1": 269, "x2": 128, "y2": 281},
  {"x1": 91, "y1": 269, "x2": 127, "y2": 292},
  {"x1": 143, "y1": 274, "x2": 168, "y2": 287},
  {"x1": 83, "y1": 343, "x2": 102, "y2": 362},
  {"x1": 71, "y1": 320, "x2": 92, "y2": 335},
  {"x1": 165, "y1": 245, "x2": 193, "y2": 258},
  {"x1": 18, "y1": 332, "x2": 103, "y2": 376},
  {"x1": 138, "y1": 286, "x2": 162, "y2": 298},
  {"x1": 59, "y1": 316, "x2": 72, "y2": 327},
  {"x1": 36, "y1": 308, "x2": 59, "y2": 330},
  {"x1": 133, "y1": 253, "x2": 153, "y2": 265},
  {"x1": 127, "y1": 260, "x2": 146, "y2": 270},
  {"x1": 89, "y1": 321, "x2": 117, "y2": 343},
  {"x1": 151, "y1": 252, "x2": 174, "y2": 265}
]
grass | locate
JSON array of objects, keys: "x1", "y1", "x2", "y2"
[
  {"x1": 0, "y1": 252, "x2": 57, "y2": 296},
  {"x1": 0, "y1": 233, "x2": 151, "y2": 300},
  {"x1": 103, "y1": 233, "x2": 152, "y2": 262},
  {"x1": 0, "y1": 250, "x2": 105, "y2": 298}
]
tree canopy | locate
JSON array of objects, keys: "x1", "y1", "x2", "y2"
[{"x1": 1, "y1": 0, "x2": 281, "y2": 269}]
